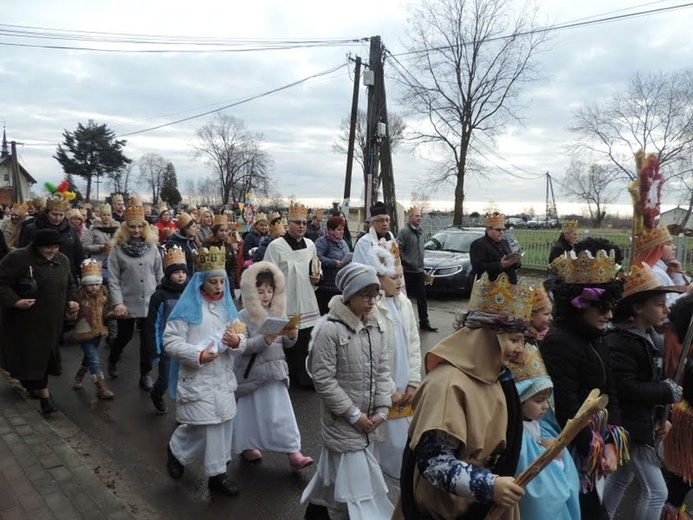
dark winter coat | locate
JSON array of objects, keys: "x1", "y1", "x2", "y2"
[
  {"x1": 605, "y1": 327, "x2": 676, "y2": 446},
  {"x1": 397, "y1": 223, "x2": 425, "y2": 273},
  {"x1": 0, "y1": 246, "x2": 77, "y2": 380},
  {"x1": 548, "y1": 235, "x2": 574, "y2": 264},
  {"x1": 540, "y1": 320, "x2": 623, "y2": 455},
  {"x1": 305, "y1": 224, "x2": 323, "y2": 243},
  {"x1": 242, "y1": 231, "x2": 266, "y2": 261},
  {"x1": 164, "y1": 231, "x2": 198, "y2": 275},
  {"x1": 469, "y1": 234, "x2": 518, "y2": 283},
  {"x1": 0, "y1": 231, "x2": 8, "y2": 261},
  {"x1": 314, "y1": 235, "x2": 350, "y2": 291},
  {"x1": 143, "y1": 277, "x2": 187, "y2": 361},
  {"x1": 17, "y1": 213, "x2": 85, "y2": 279}
]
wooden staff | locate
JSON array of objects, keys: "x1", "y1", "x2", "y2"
[{"x1": 485, "y1": 389, "x2": 609, "y2": 520}]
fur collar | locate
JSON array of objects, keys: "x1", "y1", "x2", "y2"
[
  {"x1": 327, "y1": 296, "x2": 379, "y2": 332},
  {"x1": 240, "y1": 261, "x2": 287, "y2": 324}
]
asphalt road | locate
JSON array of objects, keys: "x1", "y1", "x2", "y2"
[{"x1": 44, "y1": 290, "x2": 655, "y2": 519}]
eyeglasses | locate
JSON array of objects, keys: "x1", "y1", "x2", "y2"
[
  {"x1": 372, "y1": 217, "x2": 390, "y2": 223},
  {"x1": 357, "y1": 292, "x2": 382, "y2": 302},
  {"x1": 290, "y1": 220, "x2": 307, "y2": 226},
  {"x1": 592, "y1": 301, "x2": 616, "y2": 314}
]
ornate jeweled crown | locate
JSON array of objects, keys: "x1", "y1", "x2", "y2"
[
  {"x1": 563, "y1": 249, "x2": 616, "y2": 285},
  {"x1": 163, "y1": 246, "x2": 187, "y2": 270},
  {"x1": 549, "y1": 252, "x2": 567, "y2": 276},
  {"x1": 11, "y1": 202, "x2": 28, "y2": 214},
  {"x1": 195, "y1": 246, "x2": 226, "y2": 272},
  {"x1": 484, "y1": 213, "x2": 505, "y2": 228},
  {"x1": 562, "y1": 220, "x2": 578, "y2": 232},
  {"x1": 508, "y1": 343, "x2": 549, "y2": 383},
  {"x1": 634, "y1": 224, "x2": 672, "y2": 258},
  {"x1": 80, "y1": 258, "x2": 103, "y2": 283},
  {"x1": 288, "y1": 202, "x2": 308, "y2": 220},
  {"x1": 213, "y1": 213, "x2": 228, "y2": 226},
  {"x1": 622, "y1": 262, "x2": 666, "y2": 299},
  {"x1": 531, "y1": 283, "x2": 551, "y2": 311},
  {"x1": 124, "y1": 204, "x2": 145, "y2": 223},
  {"x1": 468, "y1": 272, "x2": 534, "y2": 324},
  {"x1": 46, "y1": 196, "x2": 70, "y2": 212}
]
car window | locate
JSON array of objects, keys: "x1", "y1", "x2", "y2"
[{"x1": 425, "y1": 232, "x2": 479, "y2": 252}]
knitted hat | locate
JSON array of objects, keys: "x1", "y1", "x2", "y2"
[
  {"x1": 370, "y1": 201, "x2": 388, "y2": 218},
  {"x1": 335, "y1": 262, "x2": 380, "y2": 303}
]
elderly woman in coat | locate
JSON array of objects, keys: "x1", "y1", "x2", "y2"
[
  {"x1": 0, "y1": 229, "x2": 78, "y2": 414},
  {"x1": 107, "y1": 204, "x2": 163, "y2": 389}
]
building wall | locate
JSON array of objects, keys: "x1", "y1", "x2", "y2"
[{"x1": 0, "y1": 163, "x2": 32, "y2": 202}]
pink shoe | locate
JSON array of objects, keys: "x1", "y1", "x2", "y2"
[
  {"x1": 242, "y1": 449, "x2": 262, "y2": 462},
  {"x1": 288, "y1": 452, "x2": 314, "y2": 470}
]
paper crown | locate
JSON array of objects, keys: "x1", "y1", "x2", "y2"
[
  {"x1": 622, "y1": 262, "x2": 669, "y2": 299},
  {"x1": 176, "y1": 212, "x2": 194, "y2": 229},
  {"x1": 288, "y1": 202, "x2": 308, "y2": 220},
  {"x1": 531, "y1": 283, "x2": 551, "y2": 311},
  {"x1": 46, "y1": 196, "x2": 70, "y2": 212},
  {"x1": 549, "y1": 252, "x2": 567, "y2": 276},
  {"x1": 468, "y1": 272, "x2": 534, "y2": 323},
  {"x1": 124, "y1": 204, "x2": 145, "y2": 223},
  {"x1": 213, "y1": 213, "x2": 229, "y2": 226},
  {"x1": 485, "y1": 213, "x2": 505, "y2": 228},
  {"x1": 128, "y1": 195, "x2": 142, "y2": 207},
  {"x1": 407, "y1": 206, "x2": 422, "y2": 217},
  {"x1": 157, "y1": 204, "x2": 169, "y2": 214},
  {"x1": 11, "y1": 202, "x2": 28, "y2": 215},
  {"x1": 268, "y1": 211, "x2": 281, "y2": 223},
  {"x1": 254, "y1": 212, "x2": 268, "y2": 224},
  {"x1": 111, "y1": 194, "x2": 124, "y2": 203},
  {"x1": 163, "y1": 246, "x2": 187, "y2": 270},
  {"x1": 312, "y1": 209, "x2": 325, "y2": 218},
  {"x1": 269, "y1": 218, "x2": 285, "y2": 237},
  {"x1": 390, "y1": 241, "x2": 401, "y2": 267},
  {"x1": 195, "y1": 246, "x2": 226, "y2": 272},
  {"x1": 80, "y1": 259, "x2": 103, "y2": 285},
  {"x1": 563, "y1": 249, "x2": 616, "y2": 285},
  {"x1": 508, "y1": 343, "x2": 549, "y2": 383},
  {"x1": 98, "y1": 203, "x2": 111, "y2": 214},
  {"x1": 66, "y1": 209, "x2": 84, "y2": 221},
  {"x1": 32, "y1": 196, "x2": 46, "y2": 209},
  {"x1": 634, "y1": 224, "x2": 672, "y2": 258},
  {"x1": 562, "y1": 220, "x2": 578, "y2": 231}
]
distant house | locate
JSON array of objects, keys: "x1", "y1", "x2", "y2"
[
  {"x1": 660, "y1": 206, "x2": 689, "y2": 228},
  {"x1": 0, "y1": 129, "x2": 36, "y2": 206}
]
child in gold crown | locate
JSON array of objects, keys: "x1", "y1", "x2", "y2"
[
  {"x1": 162, "y1": 246, "x2": 246, "y2": 497},
  {"x1": 70, "y1": 259, "x2": 116, "y2": 400}
]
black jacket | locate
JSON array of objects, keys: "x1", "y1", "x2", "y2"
[
  {"x1": 163, "y1": 231, "x2": 198, "y2": 275},
  {"x1": 540, "y1": 321, "x2": 623, "y2": 454},
  {"x1": 143, "y1": 277, "x2": 187, "y2": 361},
  {"x1": 605, "y1": 327, "x2": 675, "y2": 446},
  {"x1": 469, "y1": 234, "x2": 518, "y2": 283}
]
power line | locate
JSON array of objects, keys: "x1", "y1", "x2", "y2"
[{"x1": 119, "y1": 62, "x2": 349, "y2": 137}]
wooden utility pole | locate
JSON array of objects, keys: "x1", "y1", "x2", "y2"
[{"x1": 343, "y1": 56, "x2": 361, "y2": 202}]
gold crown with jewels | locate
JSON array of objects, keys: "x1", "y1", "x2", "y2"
[
  {"x1": 195, "y1": 246, "x2": 226, "y2": 272},
  {"x1": 563, "y1": 249, "x2": 616, "y2": 285},
  {"x1": 622, "y1": 262, "x2": 667, "y2": 299},
  {"x1": 531, "y1": 283, "x2": 551, "y2": 311},
  {"x1": 163, "y1": 246, "x2": 187, "y2": 270},
  {"x1": 46, "y1": 196, "x2": 70, "y2": 212},
  {"x1": 288, "y1": 202, "x2": 308, "y2": 220},
  {"x1": 562, "y1": 220, "x2": 578, "y2": 231},
  {"x1": 468, "y1": 272, "x2": 534, "y2": 323},
  {"x1": 634, "y1": 224, "x2": 672, "y2": 258},
  {"x1": 80, "y1": 258, "x2": 103, "y2": 284},
  {"x1": 508, "y1": 343, "x2": 549, "y2": 383}
]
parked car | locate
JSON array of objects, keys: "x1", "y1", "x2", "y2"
[
  {"x1": 527, "y1": 217, "x2": 560, "y2": 229},
  {"x1": 505, "y1": 217, "x2": 527, "y2": 229}
]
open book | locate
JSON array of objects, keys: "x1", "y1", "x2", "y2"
[{"x1": 256, "y1": 314, "x2": 302, "y2": 336}]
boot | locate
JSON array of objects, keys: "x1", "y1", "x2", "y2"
[
  {"x1": 107, "y1": 361, "x2": 118, "y2": 379},
  {"x1": 208, "y1": 473, "x2": 239, "y2": 497},
  {"x1": 39, "y1": 395, "x2": 60, "y2": 415},
  {"x1": 94, "y1": 373, "x2": 114, "y2": 400},
  {"x1": 72, "y1": 365, "x2": 88, "y2": 390},
  {"x1": 304, "y1": 503, "x2": 331, "y2": 520}
]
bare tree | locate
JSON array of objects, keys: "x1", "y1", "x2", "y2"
[
  {"x1": 194, "y1": 114, "x2": 274, "y2": 205},
  {"x1": 561, "y1": 159, "x2": 621, "y2": 228},
  {"x1": 196, "y1": 175, "x2": 221, "y2": 207},
  {"x1": 333, "y1": 110, "x2": 407, "y2": 198},
  {"x1": 138, "y1": 153, "x2": 169, "y2": 204},
  {"x1": 397, "y1": 0, "x2": 547, "y2": 225},
  {"x1": 570, "y1": 69, "x2": 693, "y2": 181},
  {"x1": 410, "y1": 190, "x2": 432, "y2": 214},
  {"x1": 108, "y1": 163, "x2": 135, "y2": 196}
]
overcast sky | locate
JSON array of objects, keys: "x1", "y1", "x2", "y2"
[{"x1": 2, "y1": 0, "x2": 692, "y2": 215}]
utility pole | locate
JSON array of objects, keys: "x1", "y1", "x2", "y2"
[
  {"x1": 10, "y1": 141, "x2": 22, "y2": 203},
  {"x1": 343, "y1": 56, "x2": 361, "y2": 203}
]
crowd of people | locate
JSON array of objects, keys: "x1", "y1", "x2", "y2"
[{"x1": 2, "y1": 185, "x2": 693, "y2": 520}]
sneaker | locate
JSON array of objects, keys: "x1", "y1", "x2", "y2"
[
  {"x1": 150, "y1": 390, "x2": 167, "y2": 415},
  {"x1": 139, "y1": 374, "x2": 153, "y2": 392},
  {"x1": 208, "y1": 474, "x2": 239, "y2": 497},
  {"x1": 166, "y1": 444, "x2": 184, "y2": 479}
]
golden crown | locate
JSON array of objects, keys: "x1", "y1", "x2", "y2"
[
  {"x1": 98, "y1": 203, "x2": 111, "y2": 214},
  {"x1": 213, "y1": 213, "x2": 228, "y2": 226},
  {"x1": 269, "y1": 219, "x2": 285, "y2": 237},
  {"x1": 407, "y1": 206, "x2": 422, "y2": 217},
  {"x1": 111, "y1": 194, "x2": 124, "y2": 203},
  {"x1": 531, "y1": 283, "x2": 551, "y2": 311},
  {"x1": 549, "y1": 252, "x2": 567, "y2": 276},
  {"x1": 176, "y1": 212, "x2": 194, "y2": 229},
  {"x1": 312, "y1": 209, "x2": 325, "y2": 218},
  {"x1": 390, "y1": 241, "x2": 402, "y2": 267},
  {"x1": 11, "y1": 202, "x2": 28, "y2": 214},
  {"x1": 268, "y1": 211, "x2": 281, "y2": 222},
  {"x1": 288, "y1": 202, "x2": 308, "y2": 220},
  {"x1": 485, "y1": 213, "x2": 505, "y2": 228},
  {"x1": 80, "y1": 258, "x2": 103, "y2": 281},
  {"x1": 622, "y1": 262, "x2": 666, "y2": 299},
  {"x1": 163, "y1": 246, "x2": 187, "y2": 270},
  {"x1": 508, "y1": 343, "x2": 549, "y2": 383},
  {"x1": 195, "y1": 246, "x2": 226, "y2": 272},
  {"x1": 254, "y1": 212, "x2": 268, "y2": 223},
  {"x1": 562, "y1": 220, "x2": 578, "y2": 231},
  {"x1": 124, "y1": 205, "x2": 145, "y2": 223},
  {"x1": 128, "y1": 195, "x2": 142, "y2": 207},
  {"x1": 46, "y1": 196, "x2": 70, "y2": 212},
  {"x1": 634, "y1": 225, "x2": 672, "y2": 258},
  {"x1": 563, "y1": 249, "x2": 616, "y2": 284},
  {"x1": 468, "y1": 273, "x2": 534, "y2": 323}
]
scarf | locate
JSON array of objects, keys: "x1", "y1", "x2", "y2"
[
  {"x1": 120, "y1": 239, "x2": 151, "y2": 258},
  {"x1": 324, "y1": 229, "x2": 341, "y2": 244}
]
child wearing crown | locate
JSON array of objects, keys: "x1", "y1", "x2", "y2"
[
  {"x1": 508, "y1": 344, "x2": 580, "y2": 520},
  {"x1": 70, "y1": 259, "x2": 116, "y2": 400},
  {"x1": 143, "y1": 246, "x2": 189, "y2": 415},
  {"x1": 162, "y1": 246, "x2": 246, "y2": 497},
  {"x1": 395, "y1": 272, "x2": 530, "y2": 520},
  {"x1": 602, "y1": 263, "x2": 683, "y2": 519}
]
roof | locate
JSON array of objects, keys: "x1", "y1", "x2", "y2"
[
  {"x1": 661, "y1": 207, "x2": 686, "y2": 216},
  {"x1": 0, "y1": 155, "x2": 37, "y2": 184}
]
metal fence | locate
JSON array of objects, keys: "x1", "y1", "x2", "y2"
[{"x1": 420, "y1": 216, "x2": 693, "y2": 273}]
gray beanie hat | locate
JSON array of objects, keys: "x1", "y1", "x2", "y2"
[{"x1": 336, "y1": 262, "x2": 380, "y2": 303}]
